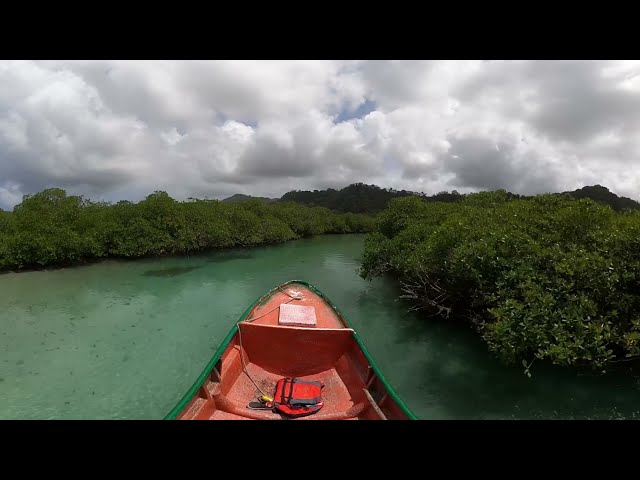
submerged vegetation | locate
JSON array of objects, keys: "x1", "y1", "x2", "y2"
[
  {"x1": 0, "y1": 188, "x2": 374, "y2": 272},
  {"x1": 360, "y1": 191, "x2": 640, "y2": 372}
]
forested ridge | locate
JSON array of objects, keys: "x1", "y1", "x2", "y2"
[
  {"x1": 0, "y1": 188, "x2": 374, "y2": 272},
  {"x1": 278, "y1": 183, "x2": 640, "y2": 214}
]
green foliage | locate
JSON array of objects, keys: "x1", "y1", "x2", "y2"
[
  {"x1": 361, "y1": 191, "x2": 640, "y2": 372},
  {"x1": 0, "y1": 188, "x2": 375, "y2": 271}
]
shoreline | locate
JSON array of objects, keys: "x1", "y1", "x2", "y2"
[{"x1": 0, "y1": 232, "x2": 367, "y2": 275}]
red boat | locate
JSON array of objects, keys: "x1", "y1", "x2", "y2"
[{"x1": 164, "y1": 280, "x2": 417, "y2": 420}]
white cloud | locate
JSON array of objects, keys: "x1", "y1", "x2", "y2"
[{"x1": 1, "y1": 59, "x2": 640, "y2": 209}]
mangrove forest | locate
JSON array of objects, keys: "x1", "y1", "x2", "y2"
[
  {"x1": 0, "y1": 188, "x2": 374, "y2": 272},
  {"x1": 360, "y1": 190, "x2": 640, "y2": 373}
]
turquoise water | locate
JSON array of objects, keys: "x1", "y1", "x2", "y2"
[{"x1": 1, "y1": 234, "x2": 639, "y2": 419}]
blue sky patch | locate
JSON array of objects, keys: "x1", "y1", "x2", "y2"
[{"x1": 336, "y1": 98, "x2": 377, "y2": 123}]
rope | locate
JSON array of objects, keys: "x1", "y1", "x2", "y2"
[
  {"x1": 243, "y1": 297, "x2": 295, "y2": 323},
  {"x1": 244, "y1": 286, "x2": 303, "y2": 323},
  {"x1": 237, "y1": 285, "x2": 304, "y2": 398},
  {"x1": 237, "y1": 323, "x2": 269, "y2": 396},
  {"x1": 278, "y1": 285, "x2": 304, "y2": 300}
]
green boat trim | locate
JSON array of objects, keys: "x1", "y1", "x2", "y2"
[{"x1": 164, "y1": 280, "x2": 418, "y2": 420}]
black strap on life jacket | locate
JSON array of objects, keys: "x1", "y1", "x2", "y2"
[{"x1": 277, "y1": 378, "x2": 323, "y2": 407}]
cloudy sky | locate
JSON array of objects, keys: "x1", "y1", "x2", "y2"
[{"x1": 1, "y1": 60, "x2": 639, "y2": 210}]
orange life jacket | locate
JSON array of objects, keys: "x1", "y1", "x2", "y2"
[{"x1": 272, "y1": 377, "x2": 324, "y2": 418}]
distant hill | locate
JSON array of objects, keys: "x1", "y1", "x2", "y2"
[
  {"x1": 561, "y1": 185, "x2": 640, "y2": 212},
  {"x1": 222, "y1": 183, "x2": 640, "y2": 215},
  {"x1": 470, "y1": 185, "x2": 640, "y2": 212},
  {"x1": 221, "y1": 194, "x2": 277, "y2": 204},
  {"x1": 280, "y1": 183, "x2": 434, "y2": 214}
]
